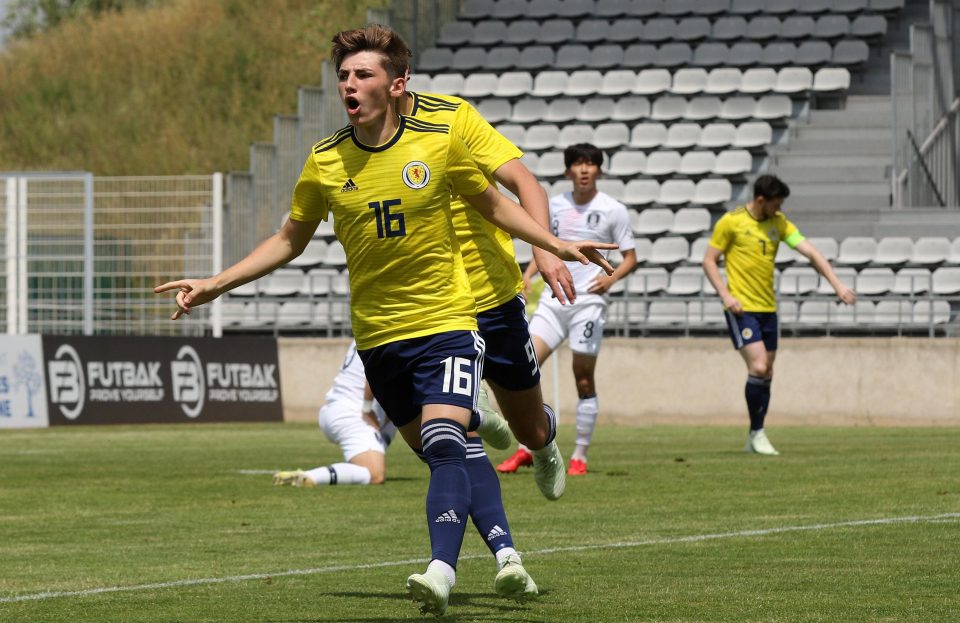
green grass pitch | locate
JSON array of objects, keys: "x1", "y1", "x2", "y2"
[{"x1": 1, "y1": 423, "x2": 958, "y2": 622}]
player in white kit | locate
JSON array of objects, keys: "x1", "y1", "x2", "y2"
[
  {"x1": 274, "y1": 340, "x2": 396, "y2": 486},
  {"x1": 498, "y1": 143, "x2": 637, "y2": 476}
]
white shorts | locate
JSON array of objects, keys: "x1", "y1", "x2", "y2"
[
  {"x1": 528, "y1": 296, "x2": 606, "y2": 356},
  {"x1": 318, "y1": 401, "x2": 388, "y2": 462}
]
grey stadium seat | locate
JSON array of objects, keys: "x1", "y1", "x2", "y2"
[
  {"x1": 418, "y1": 48, "x2": 454, "y2": 72},
  {"x1": 932, "y1": 267, "x2": 960, "y2": 295},
  {"x1": 851, "y1": 15, "x2": 887, "y2": 39},
  {"x1": 775, "y1": 67, "x2": 814, "y2": 94},
  {"x1": 755, "y1": 95, "x2": 793, "y2": 121},
  {"x1": 727, "y1": 42, "x2": 763, "y2": 67},
  {"x1": 741, "y1": 67, "x2": 778, "y2": 93},
  {"x1": 556, "y1": 0, "x2": 595, "y2": 18},
  {"x1": 815, "y1": 15, "x2": 851, "y2": 40},
  {"x1": 589, "y1": 45, "x2": 625, "y2": 70},
  {"x1": 665, "y1": 123, "x2": 703, "y2": 149},
  {"x1": 817, "y1": 267, "x2": 856, "y2": 294},
  {"x1": 576, "y1": 19, "x2": 612, "y2": 44},
  {"x1": 460, "y1": 0, "x2": 496, "y2": 19},
  {"x1": 624, "y1": 44, "x2": 659, "y2": 69},
  {"x1": 516, "y1": 46, "x2": 556, "y2": 71},
  {"x1": 700, "y1": 123, "x2": 736, "y2": 148},
  {"x1": 813, "y1": 68, "x2": 851, "y2": 92},
  {"x1": 910, "y1": 237, "x2": 951, "y2": 266},
  {"x1": 627, "y1": 268, "x2": 669, "y2": 294},
  {"x1": 833, "y1": 0, "x2": 869, "y2": 14},
  {"x1": 597, "y1": 0, "x2": 634, "y2": 18},
  {"x1": 873, "y1": 300, "x2": 914, "y2": 325},
  {"x1": 667, "y1": 266, "x2": 708, "y2": 295},
  {"x1": 671, "y1": 68, "x2": 709, "y2": 95},
  {"x1": 593, "y1": 123, "x2": 631, "y2": 149},
  {"x1": 719, "y1": 96, "x2": 757, "y2": 121},
  {"x1": 633, "y1": 208, "x2": 675, "y2": 236},
  {"x1": 289, "y1": 238, "x2": 328, "y2": 269},
  {"x1": 870, "y1": 0, "x2": 905, "y2": 12},
  {"x1": 278, "y1": 301, "x2": 315, "y2": 326},
  {"x1": 600, "y1": 69, "x2": 638, "y2": 96},
  {"x1": 630, "y1": 123, "x2": 668, "y2": 149},
  {"x1": 645, "y1": 150, "x2": 683, "y2": 176},
  {"x1": 730, "y1": 0, "x2": 765, "y2": 14},
  {"x1": 670, "y1": 207, "x2": 711, "y2": 235},
  {"x1": 765, "y1": 0, "x2": 799, "y2": 15},
  {"x1": 650, "y1": 237, "x2": 690, "y2": 265},
  {"x1": 612, "y1": 96, "x2": 651, "y2": 121},
  {"x1": 659, "y1": 179, "x2": 698, "y2": 205},
  {"x1": 537, "y1": 151, "x2": 566, "y2": 177},
  {"x1": 473, "y1": 20, "x2": 507, "y2": 46},
  {"x1": 797, "y1": 237, "x2": 838, "y2": 263},
  {"x1": 539, "y1": 19, "x2": 576, "y2": 45},
  {"x1": 892, "y1": 268, "x2": 931, "y2": 295},
  {"x1": 679, "y1": 151, "x2": 717, "y2": 177},
  {"x1": 495, "y1": 71, "x2": 534, "y2": 98},
  {"x1": 692, "y1": 43, "x2": 731, "y2": 68},
  {"x1": 559, "y1": 124, "x2": 596, "y2": 146},
  {"x1": 437, "y1": 22, "x2": 474, "y2": 47},
  {"x1": 261, "y1": 269, "x2": 306, "y2": 297},
  {"x1": 577, "y1": 97, "x2": 616, "y2": 123},
  {"x1": 493, "y1": 0, "x2": 527, "y2": 19},
  {"x1": 693, "y1": 178, "x2": 733, "y2": 205},
  {"x1": 948, "y1": 237, "x2": 960, "y2": 264},
  {"x1": 566, "y1": 70, "x2": 604, "y2": 97},
  {"x1": 856, "y1": 268, "x2": 896, "y2": 295},
  {"x1": 634, "y1": 238, "x2": 654, "y2": 264},
  {"x1": 532, "y1": 71, "x2": 569, "y2": 97},
  {"x1": 609, "y1": 151, "x2": 648, "y2": 177},
  {"x1": 836, "y1": 236, "x2": 878, "y2": 266},
  {"x1": 430, "y1": 73, "x2": 465, "y2": 95},
  {"x1": 609, "y1": 18, "x2": 646, "y2": 44},
  {"x1": 713, "y1": 150, "x2": 752, "y2": 177},
  {"x1": 781, "y1": 16, "x2": 815, "y2": 40},
  {"x1": 779, "y1": 266, "x2": 819, "y2": 295},
  {"x1": 692, "y1": 0, "x2": 731, "y2": 16},
  {"x1": 524, "y1": 124, "x2": 561, "y2": 151},
  {"x1": 462, "y1": 73, "x2": 499, "y2": 98},
  {"x1": 796, "y1": 40, "x2": 833, "y2": 67},
  {"x1": 648, "y1": 301, "x2": 689, "y2": 325},
  {"x1": 634, "y1": 68, "x2": 673, "y2": 95},
  {"x1": 705, "y1": 68, "x2": 743, "y2": 94},
  {"x1": 597, "y1": 179, "x2": 626, "y2": 202},
  {"x1": 642, "y1": 18, "x2": 678, "y2": 43},
  {"x1": 504, "y1": 20, "x2": 540, "y2": 45},
  {"x1": 651, "y1": 96, "x2": 688, "y2": 121},
  {"x1": 796, "y1": 0, "x2": 833, "y2": 13},
  {"x1": 556, "y1": 44, "x2": 591, "y2": 70},
  {"x1": 624, "y1": 179, "x2": 661, "y2": 205},
  {"x1": 913, "y1": 300, "x2": 951, "y2": 325},
  {"x1": 527, "y1": 0, "x2": 562, "y2": 18},
  {"x1": 677, "y1": 17, "x2": 712, "y2": 42},
  {"x1": 511, "y1": 98, "x2": 549, "y2": 124},
  {"x1": 734, "y1": 121, "x2": 774, "y2": 149},
  {"x1": 685, "y1": 96, "x2": 723, "y2": 121},
  {"x1": 687, "y1": 237, "x2": 710, "y2": 263},
  {"x1": 406, "y1": 73, "x2": 432, "y2": 93},
  {"x1": 451, "y1": 47, "x2": 487, "y2": 72},
  {"x1": 745, "y1": 16, "x2": 781, "y2": 41},
  {"x1": 486, "y1": 47, "x2": 522, "y2": 72},
  {"x1": 712, "y1": 16, "x2": 748, "y2": 41},
  {"x1": 661, "y1": 0, "x2": 697, "y2": 16},
  {"x1": 833, "y1": 39, "x2": 870, "y2": 66},
  {"x1": 655, "y1": 43, "x2": 694, "y2": 68},
  {"x1": 545, "y1": 98, "x2": 581, "y2": 123},
  {"x1": 874, "y1": 236, "x2": 914, "y2": 266},
  {"x1": 495, "y1": 123, "x2": 527, "y2": 148},
  {"x1": 763, "y1": 42, "x2": 798, "y2": 67}
]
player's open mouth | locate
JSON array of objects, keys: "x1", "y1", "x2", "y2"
[{"x1": 346, "y1": 96, "x2": 360, "y2": 115}]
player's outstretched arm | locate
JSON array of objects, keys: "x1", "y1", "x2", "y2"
[
  {"x1": 703, "y1": 245, "x2": 742, "y2": 314},
  {"x1": 463, "y1": 185, "x2": 618, "y2": 275},
  {"x1": 495, "y1": 159, "x2": 576, "y2": 304},
  {"x1": 795, "y1": 240, "x2": 857, "y2": 305},
  {"x1": 154, "y1": 217, "x2": 320, "y2": 320}
]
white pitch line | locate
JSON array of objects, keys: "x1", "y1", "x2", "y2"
[{"x1": 2, "y1": 512, "x2": 957, "y2": 604}]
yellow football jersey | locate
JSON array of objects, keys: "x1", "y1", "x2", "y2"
[
  {"x1": 708, "y1": 205, "x2": 805, "y2": 312},
  {"x1": 410, "y1": 92, "x2": 525, "y2": 312},
  {"x1": 289, "y1": 116, "x2": 489, "y2": 349}
]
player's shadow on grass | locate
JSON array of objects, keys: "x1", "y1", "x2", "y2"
[{"x1": 268, "y1": 590, "x2": 548, "y2": 622}]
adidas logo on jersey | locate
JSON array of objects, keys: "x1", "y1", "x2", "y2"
[
  {"x1": 340, "y1": 178, "x2": 359, "y2": 193},
  {"x1": 486, "y1": 525, "x2": 507, "y2": 541},
  {"x1": 435, "y1": 510, "x2": 461, "y2": 524}
]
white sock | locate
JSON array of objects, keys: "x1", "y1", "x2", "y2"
[
  {"x1": 305, "y1": 463, "x2": 371, "y2": 485},
  {"x1": 427, "y1": 559, "x2": 456, "y2": 587},
  {"x1": 573, "y1": 396, "x2": 598, "y2": 460},
  {"x1": 495, "y1": 547, "x2": 518, "y2": 568}
]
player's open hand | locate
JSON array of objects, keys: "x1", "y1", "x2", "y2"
[
  {"x1": 532, "y1": 247, "x2": 576, "y2": 304},
  {"x1": 836, "y1": 286, "x2": 857, "y2": 305},
  {"x1": 153, "y1": 278, "x2": 221, "y2": 320},
  {"x1": 555, "y1": 240, "x2": 618, "y2": 275},
  {"x1": 722, "y1": 294, "x2": 743, "y2": 315},
  {"x1": 587, "y1": 274, "x2": 617, "y2": 295}
]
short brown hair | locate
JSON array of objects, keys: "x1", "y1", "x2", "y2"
[{"x1": 331, "y1": 24, "x2": 412, "y2": 78}]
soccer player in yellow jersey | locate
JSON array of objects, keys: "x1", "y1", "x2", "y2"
[
  {"x1": 703, "y1": 175, "x2": 856, "y2": 455},
  {"x1": 155, "y1": 24, "x2": 616, "y2": 617},
  {"x1": 398, "y1": 85, "x2": 573, "y2": 501}
]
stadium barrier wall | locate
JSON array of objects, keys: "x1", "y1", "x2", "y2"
[
  {"x1": 278, "y1": 337, "x2": 960, "y2": 427},
  {"x1": 0, "y1": 335, "x2": 283, "y2": 428}
]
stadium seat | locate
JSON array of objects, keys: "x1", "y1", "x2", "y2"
[
  {"x1": 856, "y1": 267, "x2": 896, "y2": 295},
  {"x1": 278, "y1": 301, "x2": 315, "y2": 326},
  {"x1": 705, "y1": 68, "x2": 743, "y2": 95},
  {"x1": 719, "y1": 96, "x2": 757, "y2": 121},
  {"x1": 775, "y1": 67, "x2": 814, "y2": 94},
  {"x1": 712, "y1": 16, "x2": 748, "y2": 41},
  {"x1": 556, "y1": 44, "x2": 591, "y2": 70},
  {"x1": 686, "y1": 237, "x2": 709, "y2": 264},
  {"x1": 566, "y1": 70, "x2": 604, "y2": 97},
  {"x1": 775, "y1": 242, "x2": 800, "y2": 266},
  {"x1": 892, "y1": 268, "x2": 932, "y2": 295},
  {"x1": 451, "y1": 47, "x2": 487, "y2": 72},
  {"x1": 542, "y1": 98, "x2": 578, "y2": 123},
  {"x1": 576, "y1": 19, "x2": 612, "y2": 45},
  {"x1": 496, "y1": 72, "x2": 534, "y2": 98},
  {"x1": 658, "y1": 179, "x2": 697, "y2": 205},
  {"x1": 670, "y1": 207, "x2": 711, "y2": 235},
  {"x1": 600, "y1": 70, "x2": 638, "y2": 96},
  {"x1": 745, "y1": 16, "x2": 781, "y2": 41},
  {"x1": 559, "y1": 124, "x2": 595, "y2": 147},
  {"x1": 815, "y1": 15, "x2": 851, "y2": 40},
  {"x1": 243, "y1": 300, "x2": 279, "y2": 326},
  {"x1": 931, "y1": 267, "x2": 960, "y2": 295},
  {"x1": 613, "y1": 96, "x2": 652, "y2": 121},
  {"x1": 596, "y1": 0, "x2": 635, "y2": 18},
  {"x1": 406, "y1": 74, "x2": 432, "y2": 93},
  {"x1": 493, "y1": 0, "x2": 527, "y2": 19},
  {"x1": 289, "y1": 238, "x2": 328, "y2": 269},
  {"x1": 781, "y1": 16, "x2": 816, "y2": 40},
  {"x1": 910, "y1": 237, "x2": 951, "y2": 266},
  {"x1": 799, "y1": 300, "x2": 834, "y2": 324},
  {"x1": 730, "y1": 0, "x2": 766, "y2": 15},
  {"x1": 632, "y1": 208, "x2": 675, "y2": 236},
  {"x1": 526, "y1": 0, "x2": 560, "y2": 18},
  {"x1": 607, "y1": 150, "x2": 647, "y2": 177},
  {"x1": 833, "y1": 0, "x2": 869, "y2": 14},
  {"x1": 677, "y1": 17, "x2": 712, "y2": 41},
  {"x1": 630, "y1": 123, "x2": 669, "y2": 149},
  {"x1": 679, "y1": 151, "x2": 717, "y2": 177},
  {"x1": 609, "y1": 18, "x2": 646, "y2": 43},
  {"x1": 642, "y1": 18, "x2": 678, "y2": 43},
  {"x1": 755, "y1": 95, "x2": 793, "y2": 121},
  {"x1": 511, "y1": 98, "x2": 548, "y2": 124},
  {"x1": 624, "y1": 179, "x2": 661, "y2": 205},
  {"x1": 556, "y1": 0, "x2": 594, "y2": 18},
  {"x1": 734, "y1": 121, "x2": 774, "y2": 149},
  {"x1": 873, "y1": 300, "x2": 914, "y2": 325},
  {"x1": 645, "y1": 150, "x2": 683, "y2": 176},
  {"x1": 692, "y1": 43, "x2": 731, "y2": 68},
  {"x1": 665, "y1": 123, "x2": 703, "y2": 149},
  {"x1": 813, "y1": 67, "x2": 852, "y2": 92},
  {"x1": 496, "y1": 123, "x2": 526, "y2": 148},
  {"x1": 740, "y1": 67, "x2": 778, "y2": 94},
  {"x1": 666, "y1": 266, "x2": 708, "y2": 295},
  {"x1": 779, "y1": 299, "x2": 799, "y2": 323},
  {"x1": 650, "y1": 237, "x2": 690, "y2": 265},
  {"x1": 624, "y1": 44, "x2": 659, "y2": 68},
  {"x1": 797, "y1": 237, "x2": 838, "y2": 263},
  {"x1": 870, "y1": 0, "x2": 905, "y2": 11},
  {"x1": 437, "y1": 21, "x2": 474, "y2": 47},
  {"x1": 322, "y1": 240, "x2": 348, "y2": 268},
  {"x1": 593, "y1": 123, "x2": 631, "y2": 149},
  {"x1": 796, "y1": 0, "x2": 833, "y2": 13},
  {"x1": 626, "y1": 268, "x2": 670, "y2": 294},
  {"x1": 479, "y1": 99, "x2": 511, "y2": 124},
  {"x1": 796, "y1": 40, "x2": 833, "y2": 67},
  {"x1": 648, "y1": 300, "x2": 689, "y2": 324},
  {"x1": 713, "y1": 150, "x2": 752, "y2": 177},
  {"x1": 589, "y1": 45, "x2": 625, "y2": 70},
  {"x1": 692, "y1": 178, "x2": 733, "y2": 205},
  {"x1": 671, "y1": 68, "x2": 709, "y2": 95},
  {"x1": 576, "y1": 97, "x2": 615, "y2": 123},
  {"x1": 537, "y1": 151, "x2": 566, "y2": 177},
  {"x1": 874, "y1": 237, "x2": 914, "y2": 266},
  {"x1": 764, "y1": 42, "x2": 798, "y2": 66},
  {"x1": 634, "y1": 69, "x2": 673, "y2": 95},
  {"x1": 524, "y1": 124, "x2": 562, "y2": 151},
  {"x1": 836, "y1": 236, "x2": 878, "y2": 266},
  {"x1": 699, "y1": 123, "x2": 736, "y2": 148},
  {"x1": 220, "y1": 299, "x2": 248, "y2": 326},
  {"x1": 834, "y1": 301, "x2": 875, "y2": 325},
  {"x1": 419, "y1": 48, "x2": 454, "y2": 73},
  {"x1": 913, "y1": 299, "x2": 952, "y2": 326},
  {"x1": 766, "y1": 0, "x2": 800, "y2": 15},
  {"x1": 516, "y1": 46, "x2": 556, "y2": 71},
  {"x1": 430, "y1": 73, "x2": 465, "y2": 95},
  {"x1": 651, "y1": 97, "x2": 688, "y2": 121},
  {"x1": 460, "y1": 0, "x2": 496, "y2": 19},
  {"x1": 504, "y1": 20, "x2": 540, "y2": 45},
  {"x1": 462, "y1": 73, "x2": 499, "y2": 98},
  {"x1": 779, "y1": 266, "x2": 819, "y2": 295},
  {"x1": 818, "y1": 267, "x2": 857, "y2": 294},
  {"x1": 685, "y1": 96, "x2": 723, "y2": 121},
  {"x1": 532, "y1": 71, "x2": 569, "y2": 97},
  {"x1": 634, "y1": 238, "x2": 654, "y2": 264},
  {"x1": 833, "y1": 39, "x2": 870, "y2": 66},
  {"x1": 596, "y1": 179, "x2": 625, "y2": 202},
  {"x1": 662, "y1": 0, "x2": 697, "y2": 16},
  {"x1": 473, "y1": 20, "x2": 507, "y2": 46},
  {"x1": 655, "y1": 43, "x2": 694, "y2": 68}
]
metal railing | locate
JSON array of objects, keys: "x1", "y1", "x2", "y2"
[{"x1": 892, "y1": 0, "x2": 960, "y2": 208}]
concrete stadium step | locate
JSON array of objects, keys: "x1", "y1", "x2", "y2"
[
  {"x1": 771, "y1": 153, "x2": 889, "y2": 168},
  {"x1": 843, "y1": 95, "x2": 892, "y2": 114},
  {"x1": 775, "y1": 137, "x2": 890, "y2": 155},
  {"x1": 805, "y1": 110, "x2": 891, "y2": 127},
  {"x1": 788, "y1": 182, "x2": 890, "y2": 197},
  {"x1": 792, "y1": 126, "x2": 890, "y2": 142},
  {"x1": 769, "y1": 165, "x2": 889, "y2": 183}
]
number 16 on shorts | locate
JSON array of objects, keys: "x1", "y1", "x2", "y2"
[{"x1": 441, "y1": 356, "x2": 475, "y2": 396}]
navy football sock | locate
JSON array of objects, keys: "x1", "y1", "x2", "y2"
[
  {"x1": 465, "y1": 438, "x2": 514, "y2": 556},
  {"x1": 422, "y1": 418, "x2": 471, "y2": 568},
  {"x1": 745, "y1": 375, "x2": 772, "y2": 431}
]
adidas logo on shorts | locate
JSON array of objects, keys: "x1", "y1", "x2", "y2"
[{"x1": 435, "y1": 510, "x2": 461, "y2": 523}]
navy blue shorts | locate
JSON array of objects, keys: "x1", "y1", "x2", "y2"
[
  {"x1": 724, "y1": 310, "x2": 779, "y2": 351},
  {"x1": 358, "y1": 330, "x2": 485, "y2": 428},
  {"x1": 477, "y1": 296, "x2": 541, "y2": 391}
]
